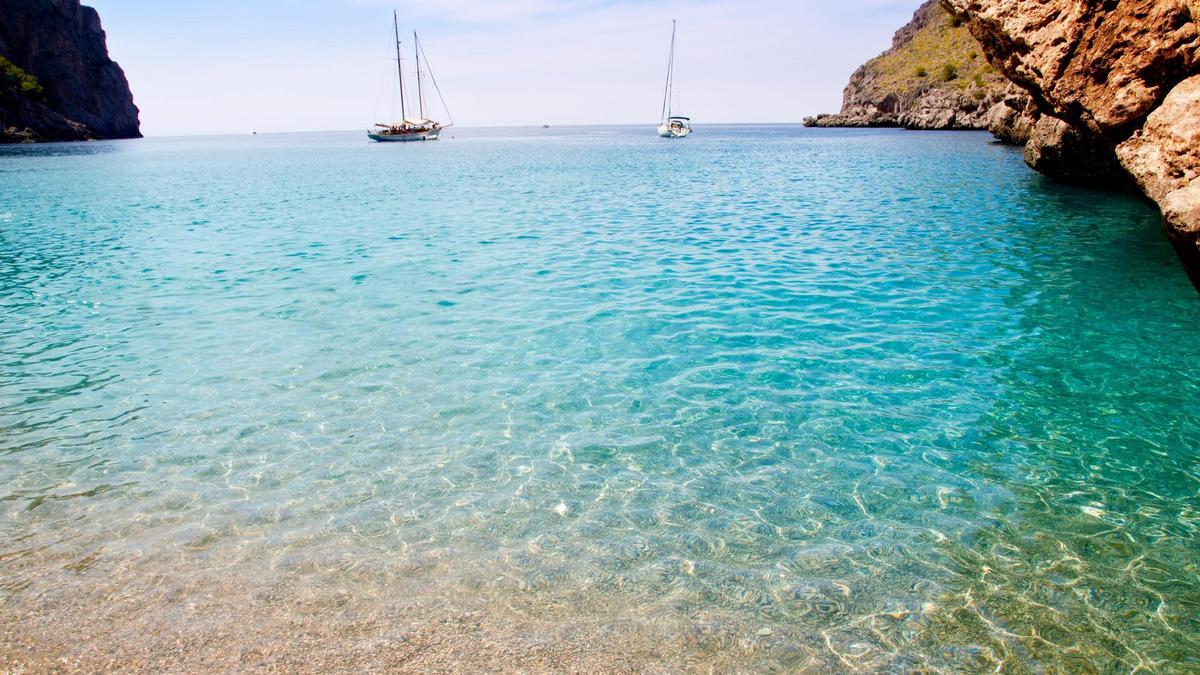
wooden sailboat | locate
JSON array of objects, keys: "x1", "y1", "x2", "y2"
[
  {"x1": 657, "y1": 20, "x2": 691, "y2": 138},
  {"x1": 369, "y1": 13, "x2": 452, "y2": 142}
]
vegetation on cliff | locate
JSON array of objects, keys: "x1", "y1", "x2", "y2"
[
  {"x1": 0, "y1": 57, "x2": 44, "y2": 97},
  {"x1": 805, "y1": 0, "x2": 1017, "y2": 129},
  {"x1": 845, "y1": 8, "x2": 997, "y2": 106}
]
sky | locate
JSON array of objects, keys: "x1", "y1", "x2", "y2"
[{"x1": 87, "y1": 0, "x2": 923, "y2": 136}]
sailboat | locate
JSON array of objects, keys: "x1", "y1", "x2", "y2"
[
  {"x1": 369, "y1": 13, "x2": 452, "y2": 142},
  {"x1": 657, "y1": 20, "x2": 691, "y2": 138}
]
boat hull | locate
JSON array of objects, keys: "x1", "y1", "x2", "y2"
[
  {"x1": 368, "y1": 128, "x2": 441, "y2": 142},
  {"x1": 657, "y1": 124, "x2": 691, "y2": 138}
]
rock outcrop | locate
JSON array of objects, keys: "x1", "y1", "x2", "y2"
[
  {"x1": 0, "y1": 0, "x2": 140, "y2": 142},
  {"x1": 1023, "y1": 115, "x2": 1127, "y2": 188},
  {"x1": 805, "y1": 0, "x2": 1023, "y2": 130},
  {"x1": 984, "y1": 87, "x2": 1036, "y2": 145},
  {"x1": 942, "y1": 0, "x2": 1200, "y2": 288}
]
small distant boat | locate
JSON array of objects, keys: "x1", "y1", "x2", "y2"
[
  {"x1": 543, "y1": 124, "x2": 550, "y2": 129},
  {"x1": 369, "y1": 13, "x2": 452, "y2": 143},
  {"x1": 657, "y1": 20, "x2": 692, "y2": 139}
]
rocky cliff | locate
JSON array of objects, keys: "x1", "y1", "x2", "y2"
[
  {"x1": 0, "y1": 0, "x2": 140, "y2": 142},
  {"x1": 942, "y1": 0, "x2": 1200, "y2": 288},
  {"x1": 804, "y1": 0, "x2": 1021, "y2": 130}
]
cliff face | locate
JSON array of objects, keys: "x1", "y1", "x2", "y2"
[
  {"x1": 0, "y1": 0, "x2": 140, "y2": 142},
  {"x1": 805, "y1": 0, "x2": 1023, "y2": 130},
  {"x1": 943, "y1": 0, "x2": 1200, "y2": 288}
]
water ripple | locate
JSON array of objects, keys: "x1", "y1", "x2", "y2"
[{"x1": 1, "y1": 126, "x2": 1199, "y2": 670}]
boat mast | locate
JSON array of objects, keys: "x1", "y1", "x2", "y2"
[
  {"x1": 417, "y1": 37, "x2": 454, "y2": 126},
  {"x1": 394, "y1": 11, "x2": 407, "y2": 121},
  {"x1": 661, "y1": 20, "x2": 675, "y2": 123},
  {"x1": 415, "y1": 32, "x2": 426, "y2": 120}
]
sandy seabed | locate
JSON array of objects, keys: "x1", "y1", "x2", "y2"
[
  {"x1": 1, "y1": 573, "x2": 673, "y2": 673},
  {"x1": 0, "y1": 556, "x2": 815, "y2": 673}
]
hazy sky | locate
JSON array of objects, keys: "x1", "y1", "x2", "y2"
[{"x1": 88, "y1": 0, "x2": 921, "y2": 136}]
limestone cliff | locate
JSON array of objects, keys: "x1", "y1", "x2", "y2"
[
  {"x1": 942, "y1": 0, "x2": 1200, "y2": 289},
  {"x1": 0, "y1": 0, "x2": 140, "y2": 142},
  {"x1": 804, "y1": 0, "x2": 1020, "y2": 130}
]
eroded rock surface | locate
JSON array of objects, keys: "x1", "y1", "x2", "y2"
[
  {"x1": 985, "y1": 85, "x2": 1036, "y2": 145},
  {"x1": 1023, "y1": 116, "x2": 1126, "y2": 187},
  {"x1": 1118, "y1": 75, "x2": 1200, "y2": 284}
]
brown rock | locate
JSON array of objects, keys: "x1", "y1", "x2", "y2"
[
  {"x1": 1023, "y1": 115, "x2": 1125, "y2": 187},
  {"x1": 944, "y1": 0, "x2": 1200, "y2": 289},
  {"x1": 1117, "y1": 75, "x2": 1200, "y2": 285},
  {"x1": 985, "y1": 86, "x2": 1037, "y2": 145},
  {"x1": 942, "y1": 0, "x2": 1199, "y2": 138},
  {"x1": 1117, "y1": 76, "x2": 1200, "y2": 208}
]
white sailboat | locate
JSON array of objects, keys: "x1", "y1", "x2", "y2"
[
  {"x1": 657, "y1": 20, "x2": 691, "y2": 138},
  {"x1": 369, "y1": 13, "x2": 452, "y2": 142}
]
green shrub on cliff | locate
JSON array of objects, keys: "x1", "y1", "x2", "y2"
[
  {"x1": 851, "y1": 5, "x2": 1003, "y2": 103},
  {"x1": 940, "y1": 64, "x2": 958, "y2": 81},
  {"x1": 0, "y1": 56, "x2": 43, "y2": 96}
]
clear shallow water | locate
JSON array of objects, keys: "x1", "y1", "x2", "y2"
[{"x1": 1, "y1": 125, "x2": 1199, "y2": 671}]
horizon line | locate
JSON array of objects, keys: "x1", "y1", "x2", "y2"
[{"x1": 136, "y1": 121, "x2": 835, "y2": 139}]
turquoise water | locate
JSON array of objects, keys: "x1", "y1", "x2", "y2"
[{"x1": 2, "y1": 126, "x2": 1199, "y2": 670}]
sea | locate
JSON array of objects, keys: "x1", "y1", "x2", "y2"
[{"x1": 2, "y1": 125, "x2": 1199, "y2": 671}]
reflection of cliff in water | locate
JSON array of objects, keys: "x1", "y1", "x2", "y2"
[
  {"x1": 921, "y1": 173, "x2": 1200, "y2": 669},
  {"x1": 0, "y1": 139, "x2": 123, "y2": 158},
  {"x1": 0, "y1": 141, "x2": 146, "y2": 456}
]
